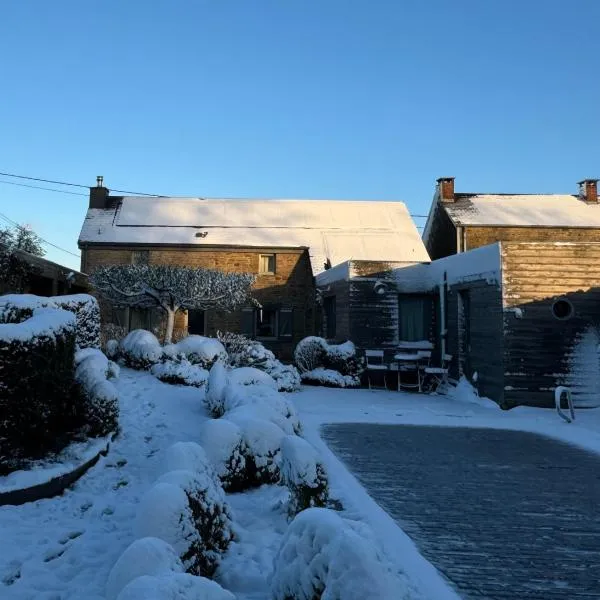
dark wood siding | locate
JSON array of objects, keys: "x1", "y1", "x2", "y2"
[
  {"x1": 446, "y1": 279, "x2": 504, "y2": 405},
  {"x1": 322, "y1": 278, "x2": 350, "y2": 342},
  {"x1": 425, "y1": 203, "x2": 457, "y2": 260},
  {"x1": 502, "y1": 242, "x2": 600, "y2": 408}
]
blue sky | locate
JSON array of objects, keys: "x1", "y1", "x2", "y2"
[{"x1": 1, "y1": 0, "x2": 599, "y2": 271}]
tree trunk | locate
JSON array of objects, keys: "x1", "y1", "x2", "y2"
[{"x1": 164, "y1": 308, "x2": 176, "y2": 344}]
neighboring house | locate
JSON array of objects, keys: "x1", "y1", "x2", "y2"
[
  {"x1": 78, "y1": 181, "x2": 426, "y2": 359},
  {"x1": 423, "y1": 177, "x2": 600, "y2": 259},
  {"x1": 0, "y1": 247, "x2": 88, "y2": 296}
]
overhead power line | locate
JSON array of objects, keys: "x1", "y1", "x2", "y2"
[{"x1": 0, "y1": 179, "x2": 87, "y2": 196}]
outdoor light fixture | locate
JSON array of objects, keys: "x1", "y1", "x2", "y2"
[{"x1": 373, "y1": 281, "x2": 388, "y2": 295}]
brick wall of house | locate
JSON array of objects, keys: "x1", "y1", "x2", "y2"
[{"x1": 82, "y1": 245, "x2": 316, "y2": 360}]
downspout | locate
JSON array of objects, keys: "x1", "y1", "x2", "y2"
[
  {"x1": 456, "y1": 226, "x2": 463, "y2": 253},
  {"x1": 439, "y1": 271, "x2": 447, "y2": 359}
]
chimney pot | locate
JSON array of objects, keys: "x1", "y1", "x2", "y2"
[
  {"x1": 96, "y1": 175, "x2": 104, "y2": 187},
  {"x1": 578, "y1": 179, "x2": 598, "y2": 203},
  {"x1": 437, "y1": 177, "x2": 455, "y2": 203},
  {"x1": 89, "y1": 176, "x2": 109, "y2": 209}
]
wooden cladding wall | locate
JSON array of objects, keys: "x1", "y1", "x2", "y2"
[
  {"x1": 501, "y1": 242, "x2": 600, "y2": 408},
  {"x1": 446, "y1": 279, "x2": 504, "y2": 405},
  {"x1": 322, "y1": 279, "x2": 350, "y2": 342}
]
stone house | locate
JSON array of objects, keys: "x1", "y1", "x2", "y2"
[{"x1": 78, "y1": 181, "x2": 426, "y2": 359}]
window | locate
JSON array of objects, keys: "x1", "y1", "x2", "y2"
[
  {"x1": 132, "y1": 250, "x2": 149, "y2": 265},
  {"x1": 324, "y1": 296, "x2": 336, "y2": 339},
  {"x1": 259, "y1": 254, "x2": 276, "y2": 274},
  {"x1": 188, "y1": 309, "x2": 205, "y2": 335},
  {"x1": 552, "y1": 298, "x2": 574, "y2": 320},
  {"x1": 398, "y1": 295, "x2": 433, "y2": 342},
  {"x1": 241, "y1": 307, "x2": 293, "y2": 340}
]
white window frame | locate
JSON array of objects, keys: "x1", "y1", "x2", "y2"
[{"x1": 258, "y1": 253, "x2": 276, "y2": 275}]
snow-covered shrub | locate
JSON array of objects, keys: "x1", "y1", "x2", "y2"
[
  {"x1": 162, "y1": 442, "x2": 218, "y2": 485},
  {"x1": 106, "y1": 537, "x2": 184, "y2": 600},
  {"x1": 269, "y1": 362, "x2": 301, "y2": 392},
  {"x1": 271, "y1": 508, "x2": 401, "y2": 600},
  {"x1": 74, "y1": 348, "x2": 120, "y2": 436},
  {"x1": 204, "y1": 361, "x2": 228, "y2": 417},
  {"x1": 280, "y1": 436, "x2": 328, "y2": 517},
  {"x1": 222, "y1": 383, "x2": 302, "y2": 436},
  {"x1": 198, "y1": 419, "x2": 247, "y2": 492},
  {"x1": 116, "y1": 573, "x2": 235, "y2": 600},
  {"x1": 175, "y1": 335, "x2": 227, "y2": 369},
  {"x1": 225, "y1": 404, "x2": 297, "y2": 436},
  {"x1": 101, "y1": 323, "x2": 128, "y2": 349},
  {"x1": 120, "y1": 329, "x2": 163, "y2": 369},
  {"x1": 105, "y1": 338, "x2": 120, "y2": 360},
  {"x1": 323, "y1": 340, "x2": 365, "y2": 383},
  {"x1": 300, "y1": 367, "x2": 361, "y2": 388},
  {"x1": 294, "y1": 336, "x2": 328, "y2": 373},
  {"x1": 228, "y1": 366, "x2": 278, "y2": 389},
  {"x1": 0, "y1": 307, "x2": 78, "y2": 473},
  {"x1": 151, "y1": 358, "x2": 209, "y2": 388},
  {"x1": 157, "y1": 470, "x2": 233, "y2": 577},
  {"x1": 52, "y1": 294, "x2": 101, "y2": 349}
]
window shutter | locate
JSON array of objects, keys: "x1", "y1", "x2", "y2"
[
  {"x1": 278, "y1": 308, "x2": 293, "y2": 338},
  {"x1": 242, "y1": 309, "x2": 255, "y2": 337}
]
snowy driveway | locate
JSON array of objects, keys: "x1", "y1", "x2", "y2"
[{"x1": 321, "y1": 423, "x2": 600, "y2": 600}]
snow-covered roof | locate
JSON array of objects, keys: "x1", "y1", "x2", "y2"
[
  {"x1": 79, "y1": 197, "x2": 429, "y2": 275},
  {"x1": 444, "y1": 194, "x2": 600, "y2": 228}
]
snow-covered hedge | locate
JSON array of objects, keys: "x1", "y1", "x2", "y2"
[
  {"x1": 271, "y1": 508, "x2": 401, "y2": 600},
  {"x1": 105, "y1": 338, "x2": 120, "y2": 359},
  {"x1": 115, "y1": 573, "x2": 235, "y2": 600},
  {"x1": 174, "y1": 335, "x2": 227, "y2": 369},
  {"x1": 162, "y1": 442, "x2": 219, "y2": 487},
  {"x1": 228, "y1": 366, "x2": 278, "y2": 389},
  {"x1": 0, "y1": 293, "x2": 100, "y2": 349},
  {"x1": 0, "y1": 307, "x2": 78, "y2": 474},
  {"x1": 106, "y1": 537, "x2": 184, "y2": 600},
  {"x1": 120, "y1": 329, "x2": 163, "y2": 369},
  {"x1": 151, "y1": 358, "x2": 209, "y2": 388},
  {"x1": 74, "y1": 348, "x2": 120, "y2": 437},
  {"x1": 204, "y1": 361, "x2": 228, "y2": 417},
  {"x1": 157, "y1": 470, "x2": 234, "y2": 577},
  {"x1": 294, "y1": 337, "x2": 364, "y2": 388},
  {"x1": 280, "y1": 436, "x2": 328, "y2": 517}
]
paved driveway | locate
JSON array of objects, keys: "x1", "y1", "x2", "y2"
[{"x1": 322, "y1": 424, "x2": 600, "y2": 600}]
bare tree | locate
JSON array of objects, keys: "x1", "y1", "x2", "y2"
[{"x1": 90, "y1": 264, "x2": 257, "y2": 344}]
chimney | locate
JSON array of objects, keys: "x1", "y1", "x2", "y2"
[
  {"x1": 578, "y1": 179, "x2": 598, "y2": 203},
  {"x1": 89, "y1": 175, "x2": 109, "y2": 209},
  {"x1": 437, "y1": 177, "x2": 455, "y2": 203}
]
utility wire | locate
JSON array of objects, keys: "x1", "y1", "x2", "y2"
[
  {"x1": 0, "y1": 179, "x2": 87, "y2": 196},
  {"x1": 0, "y1": 211, "x2": 80, "y2": 259}
]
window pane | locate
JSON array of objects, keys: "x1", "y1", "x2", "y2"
[
  {"x1": 259, "y1": 254, "x2": 275, "y2": 274},
  {"x1": 279, "y1": 309, "x2": 292, "y2": 338},
  {"x1": 398, "y1": 296, "x2": 431, "y2": 342},
  {"x1": 188, "y1": 309, "x2": 205, "y2": 335},
  {"x1": 242, "y1": 309, "x2": 255, "y2": 337},
  {"x1": 256, "y1": 308, "x2": 277, "y2": 338}
]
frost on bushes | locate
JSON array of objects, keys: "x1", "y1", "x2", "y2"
[
  {"x1": 280, "y1": 436, "x2": 328, "y2": 517},
  {"x1": 120, "y1": 329, "x2": 163, "y2": 369},
  {"x1": 151, "y1": 358, "x2": 209, "y2": 388},
  {"x1": 175, "y1": 335, "x2": 227, "y2": 369},
  {"x1": 269, "y1": 362, "x2": 301, "y2": 392},
  {"x1": 228, "y1": 366, "x2": 277, "y2": 389},
  {"x1": 106, "y1": 537, "x2": 184, "y2": 600},
  {"x1": 198, "y1": 419, "x2": 247, "y2": 492},
  {"x1": 74, "y1": 348, "x2": 120, "y2": 436},
  {"x1": 204, "y1": 361, "x2": 228, "y2": 417},
  {"x1": 157, "y1": 470, "x2": 234, "y2": 577},
  {"x1": 162, "y1": 442, "x2": 218, "y2": 485},
  {"x1": 105, "y1": 338, "x2": 120, "y2": 360},
  {"x1": 116, "y1": 573, "x2": 235, "y2": 600},
  {"x1": 271, "y1": 508, "x2": 402, "y2": 600},
  {"x1": 295, "y1": 337, "x2": 365, "y2": 388},
  {"x1": 222, "y1": 383, "x2": 302, "y2": 436}
]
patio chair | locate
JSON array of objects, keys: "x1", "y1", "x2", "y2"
[
  {"x1": 365, "y1": 350, "x2": 388, "y2": 390},
  {"x1": 423, "y1": 353, "x2": 452, "y2": 393}
]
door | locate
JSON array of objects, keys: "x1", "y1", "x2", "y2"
[
  {"x1": 188, "y1": 309, "x2": 205, "y2": 335},
  {"x1": 458, "y1": 290, "x2": 471, "y2": 378}
]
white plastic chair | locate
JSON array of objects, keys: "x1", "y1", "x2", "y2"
[{"x1": 365, "y1": 350, "x2": 388, "y2": 390}]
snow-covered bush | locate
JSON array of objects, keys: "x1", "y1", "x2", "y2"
[
  {"x1": 280, "y1": 436, "x2": 328, "y2": 517},
  {"x1": 120, "y1": 329, "x2": 163, "y2": 369},
  {"x1": 228, "y1": 366, "x2": 278, "y2": 389},
  {"x1": 162, "y1": 442, "x2": 218, "y2": 485},
  {"x1": 295, "y1": 337, "x2": 364, "y2": 388},
  {"x1": 271, "y1": 508, "x2": 401, "y2": 600},
  {"x1": 74, "y1": 348, "x2": 120, "y2": 437},
  {"x1": 105, "y1": 338, "x2": 120, "y2": 360},
  {"x1": 52, "y1": 294, "x2": 101, "y2": 349},
  {"x1": 0, "y1": 306, "x2": 78, "y2": 474},
  {"x1": 151, "y1": 358, "x2": 209, "y2": 388},
  {"x1": 222, "y1": 383, "x2": 302, "y2": 436},
  {"x1": 198, "y1": 419, "x2": 247, "y2": 492},
  {"x1": 157, "y1": 470, "x2": 233, "y2": 577},
  {"x1": 225, "y1": 404, "x2": 297, "y2": 436},
  {"x1": 204, "y1": 361, "x2": 228, "y2": 417},
  {"x1": 175, "y1": 335, "x2": 227, "y2": 369},
  {"x1": 269, "y1": 362, "x2": 301, "y2": 392},
  {"x1": 106, "y1": 537, "x2": 184, "y2": 600},
  {"x1": 116, "y1": 573, "x2": 235, "y2": 600}
]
